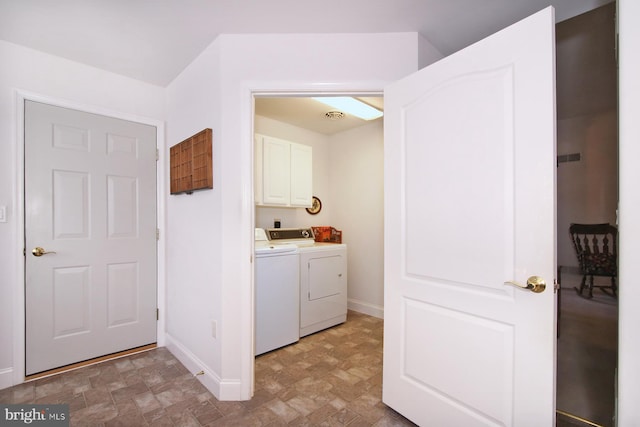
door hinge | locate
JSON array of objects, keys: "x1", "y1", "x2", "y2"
[
  {"x1": 156, "y1": 308, "x2": 159, "y2": 320},
  {"x1": 156, "y1": 149, "x2": 159, "y2": 161},
  {"x1": 554, "y1": 279, "x2": 560, "y2": 293},
  {"x1": 156, "y1": 228, "x2": 160, "y2": 240}
]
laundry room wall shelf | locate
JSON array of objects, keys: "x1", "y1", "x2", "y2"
[{"x1": 170, "y1": 128, "x2": 213, "y2": 194}]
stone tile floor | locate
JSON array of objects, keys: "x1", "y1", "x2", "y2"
[
  {"x1": 0, "y1": 311, "x2": 416, "y2": 426},
  {"x1": 1, "y1": 298, "x2": 613, "y2": 427}
]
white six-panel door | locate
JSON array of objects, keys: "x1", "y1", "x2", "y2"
[
  {"x1": 25, "y1": 100, "x2": 158, "y2": 375},
  {"x1": 383, "y1": 8, "x2": 557, "y2": 426}
]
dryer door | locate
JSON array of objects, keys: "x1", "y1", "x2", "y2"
[
  {"x1": 300, "y1": 248, "x2": 348, "y2": 336},
  {"x1": 308, "y1": 255, "x2": 344, "y2": 300}
]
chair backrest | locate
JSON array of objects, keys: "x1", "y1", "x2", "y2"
[{"x1": 569, "y1": 223, "x2": 618, "y2": 276}]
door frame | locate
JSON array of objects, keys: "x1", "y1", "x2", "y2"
[
  {"x1": 243, "y1": 80, "x2": 387, "y2": 396},
  {"x1": 12, "y1": 90, "x2": 167, "y2": 384}
]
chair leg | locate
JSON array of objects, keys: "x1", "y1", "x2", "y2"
[
  {"x1": 612, "y1": 276, "x2": 617, "y2": 298},
  {"x1": 575, "y1": 275, "x2": 588, "y2": 297},
  {"x1": 588, "y1": 275, "x2": 594, "y2": 299}
]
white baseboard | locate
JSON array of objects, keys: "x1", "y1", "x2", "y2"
[
  {"x1": 165, "y1": 334, "x2": 244, "y2": 401},
  {"x1": 348, "y1": 299, "x2": 384, "y2": 319},
  {"x1": 0, "y1": 367, "x2": 14, "y2": 391}
]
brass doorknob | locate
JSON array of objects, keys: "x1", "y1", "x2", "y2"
[
  {"x1": 32, "y1": 247, "x2": 56, "y2": 257},
  {"x1": 505, "y1": 276, "x2": 546, "y2": 293}
]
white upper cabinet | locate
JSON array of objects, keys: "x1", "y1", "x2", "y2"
[
  {"x1": 262, "y1": 135, "x2": 291, "y2": 205},
  {"x1": 290, "y1": 142, "x2": 313, "y2": 206},
  {"x1": 255, "y1": 134, "x2": 313, "y2": 207}
]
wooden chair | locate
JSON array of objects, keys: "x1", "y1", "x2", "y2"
[{"x1": 569, "y1": 223, "x2": 618, "y2": 298}]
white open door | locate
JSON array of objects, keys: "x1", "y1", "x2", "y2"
[{"x1": 383, "y1": 7, "x2": 556, "y2": 426}]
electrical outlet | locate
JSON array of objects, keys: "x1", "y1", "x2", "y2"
[
  {"x1": 0, "y1": 206, "x2": 6, "y2": 223},
  {"x1": 211, "y1": 320, "x2": 217, "y2": 339}
]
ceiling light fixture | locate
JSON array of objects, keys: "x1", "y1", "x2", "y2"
[
  {"x1": 325, "y1": 111, "x2": 345, "y2": 120},
  {"x1": 313, "y1": 97, "x2": 383, "y2": 121}
]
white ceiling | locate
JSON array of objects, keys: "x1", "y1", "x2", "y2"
[
  {"x1": 0, "y1": 0, "x2": 612, "y2": 87},
  {"x1": 0, "y1": 0, "x2": 612, "y2": 135}
]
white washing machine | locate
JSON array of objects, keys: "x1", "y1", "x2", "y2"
[
  {"x1": 254, "y1": 228, "x2": 300, "y2": 355},
  {"x1": 266, "y1": 228, "x2": 347, "y2": 337}
]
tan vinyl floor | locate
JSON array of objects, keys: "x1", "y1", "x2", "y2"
[
  {"x1": 0, "y1": 284, "x2": 616, "y2": 427},
  {"x1": 0, "y1": 311, "x2": 415, "y2": 426}
]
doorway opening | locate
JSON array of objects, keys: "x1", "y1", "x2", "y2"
[
  {"x1": 555, "y1": 3, "x2": 618, "y2": 426},
  {"x1": 251, "y1": 92, "x2": 385, "y2": 386}
]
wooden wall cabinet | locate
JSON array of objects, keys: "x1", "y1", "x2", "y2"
[{"x1": 170, "y1": 128, "x2": 213, "y2": 194}]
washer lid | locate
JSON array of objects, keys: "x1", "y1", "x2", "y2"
[
  {"x1": 255, "y1": 227, "x2": 269, "y2": 242},
  {"x1": 255, "y1": 243, "x2": 299, "y2": 255}
]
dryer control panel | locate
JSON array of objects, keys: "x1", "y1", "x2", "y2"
[{"x1": 267, "y1": 228, "x2": 315, "y2": 243}]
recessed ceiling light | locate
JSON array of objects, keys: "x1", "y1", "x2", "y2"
[
  {"x1": 313, "y1": 97, "x2": 383, "y2": 121},
  {"x1": 325, "y1": 111, "x2": 345, "y2": 120}
]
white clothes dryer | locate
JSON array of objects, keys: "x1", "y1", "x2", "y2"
[{"x1": 266, "y1": 228, "x2": 347, "y2": 337}]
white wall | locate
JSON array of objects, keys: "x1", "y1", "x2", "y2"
[
  {"x1": 418, "y1": 33, "x2": 445, "y2": 70},
  {"x1": 164, "y1": 40, "x2": 226, "y2": 396},
  {"x1": 254, "y1": 115, "x2": 332, "y2": 230},
  {"x1": 214, "y1": 32, "x2": 424, "y2": 399},
  {"x1": 330, "y1": 121, "x2": 385, "y2": 317},
  {"x1": 617, "y1": 0, "x2": 640, "y2": 423},
  {"x1": 0, "y1": 40, "x2": 165, "y2": 389}
]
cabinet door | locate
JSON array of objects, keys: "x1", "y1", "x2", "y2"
[
  {"x1": 262, "y1": 136, "x2": 291, "y2": 205},
  {"x1": 254, "y1": 135, "x2": 264, "y2": 205},
  {"x1": 290, "y1": 142, "x2": 313, "y2": 207}
]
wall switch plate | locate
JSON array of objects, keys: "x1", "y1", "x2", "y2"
[
  {"x1": 211, "y1": 320, "x2": 217, "y2": 339},
  {"x1": 0, "y1": 206, "x2": 6, "y2": 223}
]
